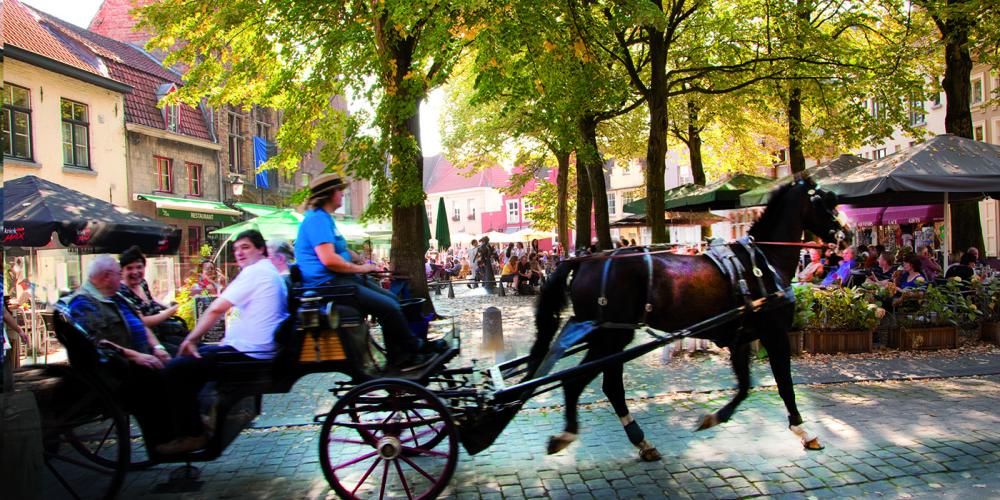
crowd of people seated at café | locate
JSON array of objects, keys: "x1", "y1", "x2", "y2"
[{"x1": 421, "y1": 237, "x2": 561, "y2": 293}]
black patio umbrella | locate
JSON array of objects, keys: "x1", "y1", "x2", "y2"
[{"x1": 3, "y1": 175, "x2": 181, "y2": 255}]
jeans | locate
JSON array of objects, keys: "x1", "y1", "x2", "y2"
[{"x1": 323, "y1": 274, "x2": 421, "y2": 364}]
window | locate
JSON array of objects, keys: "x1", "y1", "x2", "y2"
[
  {"x1": 870, "y1": 99, "x2": 884, "y2": 119},
  {"x1": 256, "y1": 121, "x2": 270, "y2": 141},
  {"x1": 908, "y1": 97, "x2": 925, "y2": 126},
  {"x1": 228, "y1": 112, "x2": 244, "y2": 172},
  {"x1": 775, "y1": 149, "x2": 787, "y2": 163},
  {"x1": 971, "y1": 76, "x2": 985, "y2": 105},
  {"x1": 187, "y1": 162, "x2": 203, "y2": 196},
  {"x1": 522, "y1": 199, "x2": 534, "y2": 216},
  {"x1": 2, "y1": 83, "x2": 32, "y2": 160},
  {"x1": 873, "y1": 148, "x2": 887, "y2": 159},
  {"x1": 930, "y1": 91, "x2": 942, "y2": 108},
  {"x1": 452, "y1": 200, "x2": 460, "y2": 221},
  {"x1": 974, "y1": 124, "x2": 985, "y2": 142},
  {"x1": 467, "y1": 199, "x2": 476, "y2": 220},
  {"x1": 165, "y1": 103, "x2": 179, "y2": 131},
  {"x1": 155, "y1": 156, "x2": 173, "y2": 192},
  {"x1": 61, "y1": 99, "x2": 89, "y2": 168},
  {"x1": 506, "y1": 199, "x2": 520, "y2": 224},
  {"x1": 622, "y1": 189, "x2": 639, "y2": 208},
  {"x1": 607, "y1": 192, "x2": 616, "y2": 216},
  {"x1": 187, "y1": 226, "x2": 202, "y2": 258}
]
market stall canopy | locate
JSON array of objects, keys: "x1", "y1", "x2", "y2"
[
  {"x1": 480, "y1": 230, "x2": 519, "y2": 243},
  {"x1": 234, "y1": 202, "x2": 282, "y2": 217},
  {"x1": 839, "y1": 205, "x2": 944, "y2": 228},
  {"x1": 819, "y1": 134, "x2": 1000, "y2": 207},
  {"x1": 609, "y1": 212, "x2": 727, "y2": 228},
  {"x1": 210, "y1": 210, "x2": 371, "y2": 242},
  {"x1": 136, "y1": 193, "x2": 242, "y2": 223},
  {"x1": 623, "y1": 174, "x2": 772, "y2": 214},
  {"x1": 739, "y1": 154, "x2": 869, "y2": 207},
  {"x1": 3, "y1": 175, "x2": 181, "y2": 254},
  {"x1": 510, "y1": 228, "x2": 557, "y2": 240}
]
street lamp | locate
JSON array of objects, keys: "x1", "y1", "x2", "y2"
[{"x1": 230, "y1": 174, "x2": 245, "y2": 197}]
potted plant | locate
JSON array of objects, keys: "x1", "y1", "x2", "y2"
[
  {"x1": 789, "y1": 284, "x2": 816, "y2": 355},
  {"x1": 891, "y1": 279, "x2": 980, "y2": 350},
  {"x1": 803, "y1": 286, "x2": 881, "y2": 354}
]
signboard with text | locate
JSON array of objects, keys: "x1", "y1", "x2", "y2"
[{"x1": 195, "y1": 296, "x2": 226, "y2": 343}]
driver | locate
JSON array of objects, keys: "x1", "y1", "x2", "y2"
[{"x1": 294, "y1": 173, "x2": 445, "y2": 370}]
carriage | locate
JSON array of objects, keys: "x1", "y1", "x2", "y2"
[{"x1": 20, "y1": 180, "x2": 841, "y2": 499}]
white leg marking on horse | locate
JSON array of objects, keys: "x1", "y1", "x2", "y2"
[
  {"x1": 790, "y1": 424, "x2": 824, "y2": 450},
  {"x1": 619, "y1": 414, "x2": 634, "y2": 426}
]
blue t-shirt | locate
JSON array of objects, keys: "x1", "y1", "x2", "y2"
[
  {"x1": 821, "y1": 259, "x2": 855, "y2": 286},
  {"x1": 295, "y1": 208, "x2": 352, "y2": 287}
]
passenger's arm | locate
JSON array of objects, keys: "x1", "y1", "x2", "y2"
[
  {"x1": 315, "y1": 243, "x2": 379, "y2": 274},
  {"x1": 177, "y1": 297, "x2": 233, "y2": 358},
  {"x1": 140, "y1": 303, "x2": 179, "y2": 327}
]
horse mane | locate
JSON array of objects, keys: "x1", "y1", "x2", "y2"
[{"x1": 748, "y1": 181, "x2": 804, "y2": 239}]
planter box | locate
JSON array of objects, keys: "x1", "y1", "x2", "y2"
[
  {"x1": 982, "y1": 322, "x2": 1000, "y2": 345},
  {"x1": 788, "y1": 331, "x2": 804, "y2": 355},
  {"x1": 889, "y1": 325, "x2": 957, "y2": 350},
  {"x1": 804, "y1": 329, "x2": 872, "y2": 354}
]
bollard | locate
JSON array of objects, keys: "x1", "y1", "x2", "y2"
[
  {"x1": 482, "y1": 306, "x2": 504, "y2": 352},
  {"x1": 434, "y1": 282, "x2": 442, "y2": 296},
  {"x1": 447, "y1": 280, "x2": 455, "y2": 299},
  {"x1": 498, "y1": 280, "x2": 506, "y2": 296}
]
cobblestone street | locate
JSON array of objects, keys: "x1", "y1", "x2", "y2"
[{"x1": 91, "y1": 288, "x2": 1000, "y2": 499}]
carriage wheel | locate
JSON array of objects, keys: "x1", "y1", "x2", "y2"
[
  {"x1": 41, "y1": 373, "x2": 130, "y2": 500},
  {"x1": 320, "y1": 379, "x2": 458, "y2": 499},
  {"x1": 67, "y1": 414, "x2": 154, "y2": 470}
]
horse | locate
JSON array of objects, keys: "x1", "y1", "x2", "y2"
[{"x1": 529, "y1": 179, "x2": 843, "y2": 461}]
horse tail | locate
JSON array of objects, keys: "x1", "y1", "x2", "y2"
[{"x1": 530, "y1": 259, "x2": 579, "y2": 366}]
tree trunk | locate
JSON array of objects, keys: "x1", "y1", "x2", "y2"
[
  {"x1": 687, "y1": 100, "x2": 706, "y2": 186},
  {"x1": 936, "y1": 4, "x2": 983, "y2": 256},
  {"x1": 574, "y1": 156, "x2": 593, "y2": 252},
  {"x1": 579, "y1": 116, "x2": 613, "y2": 250},
  {"x1": 645, "y1": 28, "x2": 668, "y2": 244},
  {"x1": 788, "y1": 86, "x2": 806, "y2": 174},
  {"x1": 556, "y1": 150, "x2": 571, "y2": 256},
  {"x1": 390, "y1": 110, "x2": 435, "y2": 314}
]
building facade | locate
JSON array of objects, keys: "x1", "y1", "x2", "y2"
[{"x1": 423, "y1": 155, "x2": 508, "y2": 241}]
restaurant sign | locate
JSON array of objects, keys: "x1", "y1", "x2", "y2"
[{"x1": 157, "y1": 208, "x2": 239, "y2": 223}]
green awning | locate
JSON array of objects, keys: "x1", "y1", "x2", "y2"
[
  {"x1": 738, "y1": 155, "x2": 869, "y2": 207},
  {"x1": 234, "y1": 202, "x2": 282, "y2": 217},
  {"x1": 136, "y1": 194, "x2": 242, "y2": 223},
  {"x1": 623, "y1": 174, "x2": 772, "y2": 215}
]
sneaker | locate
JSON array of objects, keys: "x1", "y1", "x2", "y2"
[
  {"x1": 420, "y1": 338, "x2": 449, "y2": 354},
  {"x1": 154, "y1": 434, "x2": 208, "y2": 455}
]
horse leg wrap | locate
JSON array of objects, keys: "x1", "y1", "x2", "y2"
[
  {"x1": 789, "y1": 424, "x2": 824, "y2": 450},
  {"x1": 623, "y1": 420, "x2": 644, "y2": 446}
]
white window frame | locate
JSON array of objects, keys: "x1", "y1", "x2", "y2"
[
  {"x1": 607, "y1": 192, "x2": 616, "y2": 216},
  {"x1": 993, "y1": 117, "x2": 1000, "y2": 145},
  {"x1": 522, "y1": 199, "x2": 534, "y2": 216},
  {"x1": 971, "y1": 74, "x2": 985, "y2": 105},
  {"x1": 973, "y1": 120, "x2": 986, "y2": 142},
  {"x1": 467, "y1": 199, "x2": 476, "y2": 220},
  {"x1": 506, "y1": 199, "x2": 520, "y2": 224},
  {"x1": 165, "y1": 103, "x2": 180, "y2": 131},
  {"x1": 908, "y1": 97, "x2": 925, "y2": 126}
]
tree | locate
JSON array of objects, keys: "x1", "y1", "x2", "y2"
[
  {"x1": 912, "y1": 0, "x2": 1000, "y2": 252},
  {"x1": 139, "y1": 0, "x2": 485, "y2": 311}
]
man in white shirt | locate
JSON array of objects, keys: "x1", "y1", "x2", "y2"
[{"x1": 162, "y1": 229, "x2": 288, "y2": 454}]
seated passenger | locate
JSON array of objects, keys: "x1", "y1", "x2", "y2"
[
  {"x1": 796, "y1": 249, "x2": 825, "y2": 283},
  {"x1": 896, "y1": 254, "x2": 927, "y2": 289},
  {"x1": 61, "y1": 255, "x2": 186, "y2": 451},
  {"x1": 294, "y1": 174, "x2": 445, "y2": 370},
  {"x1": 165, "y1": 230, "x2": 289, "y2": 454},
  {"x1": 821, "y1": 246, "x2": 856, "y2": 287},
  {"x1": 944, "y1": 253, "x2": 976, "y2": 281}
]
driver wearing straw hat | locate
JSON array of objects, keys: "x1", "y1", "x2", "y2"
[{"x1": 294, "y1": 173, "x2": 446, "y2": 370}]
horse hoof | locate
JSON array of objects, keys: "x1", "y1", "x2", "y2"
[
  {"x1": 695, "y1": 414, "x2": 719, "y2": 431},
  {"x1": 640, "y1": 447, "x2": 662, "y2": 462},
  {"x1": 803, "y1": 437, "x2": 825, "y2": 451},
  {"x1": 547, "y1": 433, "x2": 576, "y2": 455}
]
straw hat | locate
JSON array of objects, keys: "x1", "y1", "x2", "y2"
[{"x1": 308, "y1": 173, "x2": 349, "y2": 200}]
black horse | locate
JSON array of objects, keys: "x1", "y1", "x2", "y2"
[{"x1": 530, "y1": 179, "x2": 843, "y2": 461}]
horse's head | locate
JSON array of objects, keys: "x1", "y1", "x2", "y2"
[{"x1": 800, "y1": 179, "x2": 845, "y2": 244}]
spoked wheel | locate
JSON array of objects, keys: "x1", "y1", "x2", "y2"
[
  {"x1": 67, "y1": 414, "x2": 154, "y2": 470},
  {"x1": 320, "y1": 379, "x2": 458, "y2": 499},
  {"x1": 40, "y1": 372, "x2": 130, "y2": 500}
]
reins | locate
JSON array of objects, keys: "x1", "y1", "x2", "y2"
[{"x1": 562, "y1": 239, "x2": 827, "y2": 263}]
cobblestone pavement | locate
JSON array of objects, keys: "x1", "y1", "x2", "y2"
[{"x1": 45, "y1": 288, "x2": 1000, "y2": 498}]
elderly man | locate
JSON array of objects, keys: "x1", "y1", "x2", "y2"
[
  {"x1": 821, "y1": 246, "x2": 856, "y2": 287},
  {"x1": 61, "y1": 255, "x2": 191, "y2": 452}
]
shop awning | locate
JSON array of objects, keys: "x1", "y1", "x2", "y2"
[
  {"x1": 623, "y1": 174, "x2": 772, "y2": 215},
  {"x1": 839, "y1": 205, "x2": 944, "y2": 227},
  {"x1": 234, "y1": 202, "x2": 282, "y2": 217},
  {"x1": 136, "y1": 194, "x2": 242, "y2": 223}
]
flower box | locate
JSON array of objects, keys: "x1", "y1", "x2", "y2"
[
  {"x1": 788, "y1": 331, "x2": 804, "y2": 355},
  {"x1": 982, "y1": 322, "x2": 1000, "y2": 345},
  {"x1": 888, "y1": 325, "x2": 957, "y2": 350},
  {"x1": 804, "y1": 329, "x2": 872, "y2": 354}
]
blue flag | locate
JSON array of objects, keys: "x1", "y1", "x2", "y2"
[{"x1": 253, "y1": 136, "x2": 271, "y2": 189}]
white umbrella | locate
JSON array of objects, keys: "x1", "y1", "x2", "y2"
[
  {"x1": 481, "y1": 230, "x2": 519, "y2": 243},
  {"x1": 511, "y1": 228, "x2": 557, "y2": 240}
]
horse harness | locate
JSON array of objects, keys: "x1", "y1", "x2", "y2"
[
  {"x1": 597, "y1": 247, "x2": 656, "y2": 325},
  {"x1": 704, "y1": 236, "x2": 793, "y2": 336}
]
